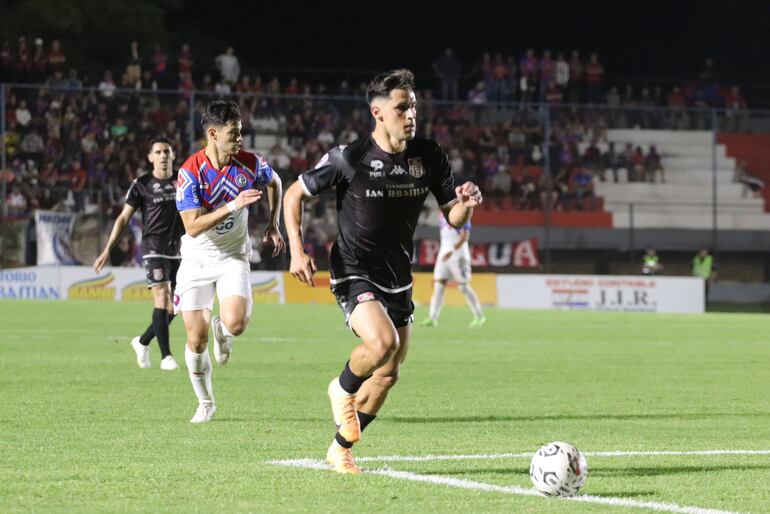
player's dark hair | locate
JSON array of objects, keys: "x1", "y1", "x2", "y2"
[
  {"x1": 366, "y1": 69, "x2": 416, "y2": 104},
  {"x1": 201, "y1": 100, "x2": 241, "y2": 129},
  {"x1": 148, "y1": 135, "x2": 173, "y2": 149}
]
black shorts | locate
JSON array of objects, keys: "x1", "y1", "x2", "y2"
[
  {"x1": 333, "y1": 279, "x2": 414, "y2": 332},
  {"x1": 144, "y1": 257, "x2": 180, "y2": 288}
]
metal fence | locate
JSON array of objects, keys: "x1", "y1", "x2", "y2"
[{"x1": 2, "y1": 82, "x2": 769, "y2": 269}]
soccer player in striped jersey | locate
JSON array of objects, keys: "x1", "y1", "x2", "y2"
[{"x1": 175, "y1": 100, "x2": 284, "y2": 423}]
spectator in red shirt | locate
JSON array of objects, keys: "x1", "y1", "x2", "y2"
[
  {"x1": 585, "y1": 53, "x2": 604, "y2": 104},
  {"x1": 233, "y1": 74, "x2": 252, "y2": 93},
  {"x1": 568, "y1": 50, "x2": 584, "y2": 103},
  {"x1": 544, "y1": 81, "x2": 563, "y2": 105},
  {"x1": 666, "y1": 85, "x2": 686, "y2": 107},
  {"x1": 151, "y1": 43, "x2": 168, "y2": 87},
  {"x1": 488, "y1": 53, "x2": 507, "y2": 104},
  {"x1": 48, "y1": 39, "x2": 66, "y2": 74},
  {"x1": 39, "y1": 160, "x2": 59, "y2": 188},
  {"x1": 16, "y1": 36, "x2": 30, "y2": 82},
  {"x1": 285, "y1": 77, "x2": 301, "y2": 95},
  {"x1": 31, "y1": 38, "x2": 47, "y2": 82},
  {"x1": 69, "y1": 160, "x2": 87, "y2": 211},
  {"x1": 0, "y1": 40, "x2": 12, "y2": 82},
  {"x1": 177, "y1": 43, "x2": 193, "y2": 75},
  {"x1": 539, "y1": 50, "x2": 556, "y2": 99},
  {"x1": 665, "y1": 85, "x2": 691, "y2": 130},
  {"x1": 723, "y1": 85, "x2": 749, "y2": 132}
]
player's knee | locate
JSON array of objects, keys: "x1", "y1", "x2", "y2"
[
  {"x1": 186, "y1": 337, "x2": 208, "y2": 353},
  {"x1": 368, "y1": 331, "x2": 400, "y2": 365},
  {"x1": 221, "y1": 316, "x2": 247, "y2": 336}
]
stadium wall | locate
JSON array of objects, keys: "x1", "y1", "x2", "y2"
[{"x1": 0, "y1": 267, "x2": 704, "y2": 313}]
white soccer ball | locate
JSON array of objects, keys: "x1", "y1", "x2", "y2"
[{"x1": 529, "y1": 441, "x2": 588, "y2": 497}]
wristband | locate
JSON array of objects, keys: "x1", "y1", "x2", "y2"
[{"x1": 227, "y1": 200, "x2": 237, "y2": 213}]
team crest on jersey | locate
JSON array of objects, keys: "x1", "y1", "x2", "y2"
[
  {"x1": 152, "y1": 268, "x2": 164, "y2": 281},
  {"x1": 235, "y1": 173, "x2": 247, "y2": 187},
  {"x1": 408, "y1": 158, "x2": 425, "y2": 178},
  {"x1": 152, "y1": 182, "x2": 161, "y2": 190},
  {"x1": 371, "y1": 159, "x2": 384, "y2": 171}
]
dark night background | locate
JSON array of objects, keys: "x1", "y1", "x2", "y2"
[{"x1": 1, "y1": 0, "x2": 768, "y2": 97}]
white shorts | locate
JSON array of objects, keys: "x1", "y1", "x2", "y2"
[
  {"x1": 433, "y1": 255, "x2": 471, "y2": 284},
  {"x1": 174, "y1": 257, "x2": 253, "y2": 315}
]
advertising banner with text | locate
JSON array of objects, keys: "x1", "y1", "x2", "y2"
[{"x1": 497, "y1": 274, "x2": 704, "y2": 313}]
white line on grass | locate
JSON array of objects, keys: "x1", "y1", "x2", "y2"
[
  {"x1": 351, "y1": 449, "x2": 770, "y2": 463},
  {"x1": 269, "y1": 458, "x2": 742, "y2": 514}
]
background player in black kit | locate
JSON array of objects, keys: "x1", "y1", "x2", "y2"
[
  {"x1": 93, "y1": 136, "x2": 185, "y2": 371},
  {"x1": 284, "y1": 69, "x2": 482, "y2": 473}
]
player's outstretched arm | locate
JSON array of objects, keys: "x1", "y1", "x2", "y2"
[
  {"x1": 180, "y1": 189, "x2": 261, "y2": 237},
  {"x1": 262, "y1": 173, "x2": 286, "y2": 257},
  {"x1": 283, "y1": 180, "x2": 317, "y2": 286},
  {"x1": 93, "y1": 203, "x2": 136, "y2": 273},
  {"x1": 443, "y1": 181, "x2": 483, "y2": 228}
]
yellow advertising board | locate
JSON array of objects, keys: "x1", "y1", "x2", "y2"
[
  {"x1": 67, "y1": 273, "x2": 117, "y2": 300},
  {"x1": 122, "y1": 280, "x2": 153, "y2": 301},
  {"x1": 412, "y1": 272, "x2": 497, "y2": 306},
  {"x1": 282, "y1": 271, "x2": 497, "y2": 307},
  {"x1": 251, "y1": 274, "x2": 282, "y2": 304},
  {"x1": 283, "y1": 271, "x2": 336, "y2": 304}
]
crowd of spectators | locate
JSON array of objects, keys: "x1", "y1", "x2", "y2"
[{"x1": 0, "y1": 36, "x2": 757, "y2": 227}]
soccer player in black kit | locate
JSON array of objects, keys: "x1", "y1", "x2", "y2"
[
  {"x1": 93, "y1": 136, "x2": 185, "y2": 371},
  {"x1": 284, "y1": 69, "x2": 482, "y2": 473}
]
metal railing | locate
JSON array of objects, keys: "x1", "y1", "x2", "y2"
[{"x1": 2, "y1": 83, "x2": 769, "y2": 269}]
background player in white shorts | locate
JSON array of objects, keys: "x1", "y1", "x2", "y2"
[
  {"x1": 420, "y1": 215, "x2": 485, "y2": 327},
  {"x1": 175, "y1": 100, "x2": 285, "y2": 423}
]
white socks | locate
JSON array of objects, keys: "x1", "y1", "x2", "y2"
[
  {"x1": 459, "y1": 283, "x2": 484, "y2": 319},
  {"x1": 185, "y1": 346, "x2": 214, "y2": 405},
  {"x1": 428, "y1": 281, "x2": 445, "y2": 321}
]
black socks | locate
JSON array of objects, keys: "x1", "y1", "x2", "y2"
[
  {"x1": 139, "y1": 309, "x2": 176, "y2": 358},
  {"x1": 338, "y1": 361, "x2": 369, "y2": 394},
  {"x1": 152, "y1": 308, "x2": 172, "y2": 358},
  {"x1": 336, "y1": 411, "x2": 377, "y2": 448}
]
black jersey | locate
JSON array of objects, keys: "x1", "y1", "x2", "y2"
[
  {"x1": 299, "y1": 136, "x2": 457, "y2": 292},
  {"x1": 125, "y1": 173, "x2": 184, "y2": 258}
]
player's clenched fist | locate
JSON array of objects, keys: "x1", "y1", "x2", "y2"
[{"x1": 455, "y1": 181, "x2": 483, "y2": 207}]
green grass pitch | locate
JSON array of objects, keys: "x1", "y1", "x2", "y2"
[{"x1": 1, "y1": 300, "x2": 769, "y2": 513}]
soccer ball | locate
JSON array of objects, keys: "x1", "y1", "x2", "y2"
[{"x1": 529, "y1": 441, "x2": 588, "y2": 497}]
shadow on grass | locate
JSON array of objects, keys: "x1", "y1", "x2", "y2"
[
  {"x1": 385, "y1": 412, "x2": 770, "y2": 424},
  {"x1": 588, "y1": 491, "x2": 658, "y2": 498},
  {"x1": 589, "y1": 463, "x2": 770, "y2": 477}
]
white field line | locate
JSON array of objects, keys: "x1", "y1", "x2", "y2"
[
  {"x1": 268, "y1": 458, "x2": 743, "y2": 514},
  {"x1": 267, "y1": 450, "x2": 770, "y2": 514},
  {"x1": 352, "y1": 449, "x2": 770, "y2": 463}
]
